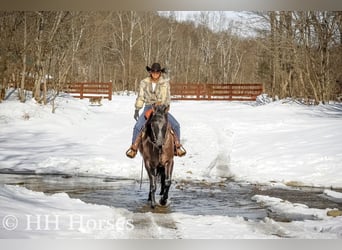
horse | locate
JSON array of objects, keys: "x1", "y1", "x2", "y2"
[{"x1": 139, "y1": 104, "x2": 174, "y2": 209}]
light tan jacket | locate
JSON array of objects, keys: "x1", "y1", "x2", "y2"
[{"x1": 134, "y1": 76, "x2": 171, "y2": 110}]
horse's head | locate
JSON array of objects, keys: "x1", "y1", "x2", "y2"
[{"x1": 147, "y1": 104, "x2": 169, "y2": 149}]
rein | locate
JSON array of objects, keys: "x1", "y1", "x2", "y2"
[
  {"x1": 145, "y1": 112, "x2": 169, "y2": 157},
  {"x1": 146, "y1": 130, "x2": 163, "y2": 153},
  {"x1": 146, "y1": 116, "x2": 167, "y2": 149},
  {"x1": 140, "y1": 159, "x2": 144, "y2": 190}
]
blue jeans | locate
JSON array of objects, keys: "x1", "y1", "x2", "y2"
[{"x1": 132, "y1": 105, "x2": 180, "y2": 143}]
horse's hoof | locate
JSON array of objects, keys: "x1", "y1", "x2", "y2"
[{"x1": 159, "y1": 199, "x2": 167, "y2": 206}]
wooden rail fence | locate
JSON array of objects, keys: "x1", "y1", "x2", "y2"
[
  {"x1": 171, "y1": 83, "x2": 263, "y2": 101},
  {"x1": 63, "y1": 82, "x2": 261, "y2": 102},
  {"x1": 65, "y1": 82, "x2": 112, "y2": 100}
]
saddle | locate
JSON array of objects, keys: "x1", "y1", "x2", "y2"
[{"x1": 144, "y1": 108, "x2": 154, "y2": 120}]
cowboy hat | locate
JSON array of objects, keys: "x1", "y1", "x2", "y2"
[{"x1": 146, "y1": 63, "x2": 166, "y2": 73}]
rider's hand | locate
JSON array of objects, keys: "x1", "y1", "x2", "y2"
[{"x1": 134, "y1": 109, "x2": 139, "y2": 121}]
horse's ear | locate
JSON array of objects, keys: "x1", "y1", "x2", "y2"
[
  {"x1": 161, "y1": 104, "x2": 169, "y2": 113},
  {"x1": 165, "y1": 105, "x2": 170, "y2": 113},
  {"x1": 152, "y1": 102, "x2": 161, "y2": 111}
]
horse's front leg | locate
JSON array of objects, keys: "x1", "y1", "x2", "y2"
[
  {"x1": 159, "y1": 166, "x2": 166, "y2": 196},
  {"x1": 149, "y1": 168, "x2": 158, "y2": 209},
  {"x1": 160, "y1": 161, "x2": 174, "y2": 206}
]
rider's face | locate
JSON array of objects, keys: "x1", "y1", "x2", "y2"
[{"x1": 151, "y1": 71, "x2": 161, "y2": 80}]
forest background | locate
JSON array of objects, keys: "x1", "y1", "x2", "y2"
[{"x1": 0, "y1": 11, "x2": 341, "y2": 105}]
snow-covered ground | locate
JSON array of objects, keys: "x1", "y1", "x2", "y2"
[{"x1": 0, "y1": 90, "x2": 341, "y2": 238}]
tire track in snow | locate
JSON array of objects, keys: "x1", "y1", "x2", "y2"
[{"x1": 205, "y1": 127, "x2": 235, "y2": 178}]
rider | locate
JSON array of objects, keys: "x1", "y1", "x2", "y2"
[{"x1": 126, "y1": 62, "x2": 186, "y2": 158}]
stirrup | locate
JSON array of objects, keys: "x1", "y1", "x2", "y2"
[
  {"x1": 126, "y1": 148, "x2": 137, "y2": 158},
  {"x1": 176, "y1": 146, "x2": 186, "y2": 157}
]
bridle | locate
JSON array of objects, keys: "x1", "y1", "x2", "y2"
[{"x1": 147, "y1": 113, "x2": 168, "y2": 152}]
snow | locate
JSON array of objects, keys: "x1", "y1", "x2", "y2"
[
  {"x1": 1, "y1": 89, "x2": 342, "y2": 238},
  {"x1": 324, "y1": 189, "x2": 342, "y2": 200}
]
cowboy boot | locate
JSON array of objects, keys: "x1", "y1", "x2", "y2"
[
  {"x1": 174, "y1": 136, "x2": 187, "y2": 157},
  {"x1": 126, "y1": 132, "x2": 142, "y2": 158}
]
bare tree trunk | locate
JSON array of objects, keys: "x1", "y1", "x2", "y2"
[
  {"x1": 185, "y1": 39, "x2": 192, "y2": 83},
  {"x1": 269, "y1": 11, "x2": 278, "y2": 98},
  {"x1": 19, "y1": 12, "x2": 27, "y2": 102},
  {"x1": 231, "y1": 50, "x2": 243, "y2": 83},
  {"x1": 51, "y1": 12, "x2": 85, "y2": 113}
]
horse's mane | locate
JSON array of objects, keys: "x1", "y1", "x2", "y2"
[{"x1": 152, "y1": 105, "x2": 168, "y2": 118}]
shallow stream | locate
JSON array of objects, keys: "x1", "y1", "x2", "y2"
[{"x1": 1, "y1": 173, "x2": 342, "y2": 223}]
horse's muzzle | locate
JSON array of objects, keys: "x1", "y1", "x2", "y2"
[{"x1": 156, "y1": 139, "x2": 164, "y2": 149}]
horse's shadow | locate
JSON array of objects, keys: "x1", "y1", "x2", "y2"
[{"x1": 137, "y1": 201, "x2": 172, "y2": 214}]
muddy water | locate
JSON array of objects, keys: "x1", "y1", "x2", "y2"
[{"x1": 1, "y1": 173, "x2": 341, "y2": 222}]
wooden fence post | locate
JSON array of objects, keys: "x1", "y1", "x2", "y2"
[
  {"x1": 108, "y1": 82, "x2": 112, "y2": 100},
  {"x1": 207, "y1": 84, "x2": 212, "y2": 100},
  {"x1": 80, "y1": 83, "x2": 84, "y2": 99}
]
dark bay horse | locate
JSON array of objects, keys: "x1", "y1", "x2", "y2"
[{"x1": 139, "y1": 104, "x2": 174, "y2": 208}]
